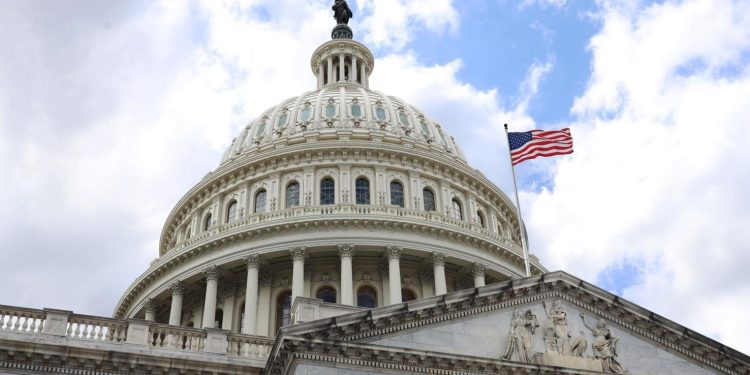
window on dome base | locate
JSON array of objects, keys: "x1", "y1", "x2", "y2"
[
  {"x1": 203, "y1": 213, "x2": 212, "y2": 231},
  {"x1": 275, "y1": 112, "x2": 288, "y2": 129},
  {"x1": 423, "y1": 189, "x2": 436, "y2": 212},
  {"x1": 477, "y1": 210, "x2": 486, "y2": 228},
  {"x1": 286, "y1": 182, "x2": 300, "y2": 208},
  {"x1": 452, "y1": 198, "x2": 463, "y2": 220},
  {"x1": 226, "y1": 200, "x2": 238, "y2": 223},
  {"x1": 398, "y1": 111, "x2": 410, "y2": 128},
  {"x1": 320, "y1": 178, "x2": 335, "y2": 205},
  {"x1": 420, "y1": 119, "x2": 431, "y2": 136},
  {"x1": 325, "y1": 103, "x2": 336, "y2": 118},
  {"x1": 355, "y1": 178, "x2": 370, "y2": 204},
  {"x1": 401, "y1": 289, "x2": 416, "y2": 302},
  {"x1": 390, "y1": 181, "x2": 404, "y2": 207},
  {"x1": 300, "y1": 106, "x2": 312, "y2": 122},
  {"x1": 255, "y1": 190, "x2": 267, "y2": 213},
  {"x1": 256, "y1": 121, "x2": 267, "y2": 136},
  {"x1": 357, "y1": 286, "x2": 378, "y2": 308},
  {"x1": 316, "y1": 286, "x2": 336, "y2": 303}
]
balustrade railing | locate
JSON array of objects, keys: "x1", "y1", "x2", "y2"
[
  {"x1": 227, "y1": 333, "x2": 275, "y2": 358},
  {"x1": 0, "y1": 305, "x2": 45, "y2": 334},
  {"x1": 148, "y1": 323, "x2": 206, "y2": 351},
  {"x1": 67, "y1": 314, "x2": 127, "y2": 342},
  {"x1": 173, "y1": 204, "x2": 520, "y2": 254},
  {"x1": 0, "y1": 306, "x2": 275, "y2": 364}
]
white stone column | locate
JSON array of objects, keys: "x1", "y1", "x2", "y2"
[
  {"x1": 143, "y1": 298, "x2": 156, "y2": 322},
  {"x1": 352, "y1": 56, "x2": 358, "y2": 84},
  {"x1": 221, "y1": 282, "x2": 237, "y2": 331},
  {"x1": 168, "y1": 281, "x2": 184, "y2": 326},
  {"x1": 338, "y1": 54, "x2": 345, "y2": 82},
  {"x1": 318, "y1": 63, "x2": 324, "y2": 88},
  {"x1": 363, "y1": 64, "x2": 369, "y2": 88},
  {"x1": 242, "y1": 255, "x2": 260, "y2": 334},
  {"x1": 432, "y1": 252, "x2": 447, "y2": 295},
  {"x1": 386, "y1": 246, "x2": 402, "y2": 304},
  {"x1": 338, "y1": 243, "x2": 355, "y2": 305},
  {"x1": 472, "y1": 263, "x2": 486, "y2": 287},
  {"x1": 201, "y1": 265, "x2": 220, "y2": 329},
  {"x1": 290, "y1": 247, "x2": 306, "y2": 304},
  {"x1": 327, "y1": 56, "x2": 333, "y2": 85}
]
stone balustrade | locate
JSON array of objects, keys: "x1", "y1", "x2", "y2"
[
  {"x1": 169, "y1": 204, "x2": 521, "y2": 255},
  {"x1": 0, "y1": 304, "x2": 274, "y2": 367}
]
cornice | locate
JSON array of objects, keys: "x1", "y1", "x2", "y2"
[{"x1": 159, "y1": 139, "x2": 522, "y2": 254}]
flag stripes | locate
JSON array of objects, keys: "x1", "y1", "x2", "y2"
[{"x1": 508, "y1": 128, "x2": 573, "y2": 165}]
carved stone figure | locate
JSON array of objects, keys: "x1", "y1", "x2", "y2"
[
  {"x1": 332, "y1": 0, "x2": 352, "y2": 25},
  {"x1": 502, "y1": 308, "x2": 539, "y2": 363},
  {"x1": 543, "y1": 300, "x2": 588, "y2": 357},
  {"x1": 580, "y1": 314, "x2": 627, "y2": 374}
]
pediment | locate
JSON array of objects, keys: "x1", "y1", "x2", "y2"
[{"x1": 266, "y1": 271, "x2": 749, "y2": 375}]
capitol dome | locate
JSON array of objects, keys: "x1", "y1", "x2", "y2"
[{"x1": 113, "y1": 26, "x2": 545, "y2": 337}]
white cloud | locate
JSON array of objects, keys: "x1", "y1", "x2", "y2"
[
  {"x1": 519, "y1": 0, "x2": 568, "y2": 10},
  {"x1": 527, "y1": 0, "x2": 750, "y2": 353},
  {"x1": 357, "y1": 0, "x2": 459, "y2": 50}
]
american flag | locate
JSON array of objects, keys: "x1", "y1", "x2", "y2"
[{"x1": 507, "y1": 128, "x2": 574, "y2": 165}]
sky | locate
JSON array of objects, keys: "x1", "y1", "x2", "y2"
[{"x1": 1, "y1": 0, "x2": 749, "y2": 354}]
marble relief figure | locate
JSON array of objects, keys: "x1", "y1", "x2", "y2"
[
  {"x1": 580, "y1": 314, "x2": 628, "y2": 374},
  {"x1": 502, "y1": 309, "x2": 539, "y2": 363},
  {"x1": 543, "y1": 299, "x2": 588, "y2": 356}
]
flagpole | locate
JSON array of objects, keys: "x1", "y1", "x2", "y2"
[{"x1": 504, "y1": 124, "x2": 531, "y2": 277}]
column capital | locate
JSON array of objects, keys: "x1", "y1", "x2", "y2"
[
  {"x1": 170, "y1": 280, "x2": 184, "y2": 296},
  {"x1": 432, "y1": 252, "x2": 446, "y2": 267},
  {"x1": 245, "y1": 254, "x2": 260, "y2": 269},
  {"x1": 143, "y1": 298, "x2": 156, "y2": 314},
  {"x1": 204, "y1": 265, "x2": 220, "y2": 282},
  {"x1": 385, "y1": 245, "x2": 402, "y2": 260},
  {"x1": 289, "y1": 246, "x2": 307, "y2": 261},
  {"x1": 338, "y1": 243, "x2": 355, "y2": 258},
  {"x1": 472, "y1": 263, "x2": 486, "y2": 277}
]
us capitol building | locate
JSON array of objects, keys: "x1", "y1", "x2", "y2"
[{"x1": 1, "y1": 5, "x2": 748, "y2": 375}]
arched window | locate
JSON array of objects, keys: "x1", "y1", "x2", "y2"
[
  {"x1": 203, "y1": 213, "x2": 212, "y2": 231},
  {"x1": 355, "y1": 177, "x2": 370, "y2": 204},
  {"x1": 357, "y1": 286, "x2": 378, "y2": 308},
  {"x1": 423, "y1": 189, "x2": 436, "y2": 212},
  {"x1": 401, "y1": 289, "x2": 416, "y2": 302},
  {"x1": 316, "y1": 286, "x2": 336, "y2": 303},
  {"x1": 285, "y1": 182, "x2": 300, "y2": 208},
  {"x1": 185, "y1": 227, "x2": 191, "y2": 240},
  {"x1": 320, "y1": 178, "x2": 335, "y2": 205},
  {"x1": 275, "y1": 290, "x2": 292, "y2": 333},
  {"x1": 254, "y1": 190, "x2": 267, "y2": 213},
  {"x1": 214, "y1": 309, "x2": 223, "y2": 329},
  {"x1": 226, "y1": 200, "x2": 238, "y2": 223},
  {"x1": 390, "y1": 181, "x2": 404, "y2": 207},
  {"x1": 477, "y1": 211, "x2": 485, "y2": 228},
  {"x1": 452, "y1": 198, "x2": 463, "y2": 220}
]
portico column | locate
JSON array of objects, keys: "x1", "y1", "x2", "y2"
[
  {"x1": 327, "y1": 56, "x2": 333, "y2": 85},
  {"x1": 432, "y1": 252, "x2": 447, "y2": 295},
  {"x1": 290, "y1": 247, "x2": 307, "y2": 304},
  {"x1": 472, "y1": 263, "x2": 486, "y2": 287},
  {"x1": 201, "y1": 265, "x2": 220, "y2": 329},
  {"x1": 168, "y1": 281, "x2": 184, "y2": 326},
  {"x1": 338, "y1": 244, "x2": 355, "y2": 305},
  {"x1": 386, "y1": 246, "x2": 402, "y2": 304},
  {"x1": 338, "y1": 54, "x2": 345, "y2": 82},
  {"x1": 242, "y1": 255, "x2": 260, "y2": 334},
  {"x1": 143, "y1": 298, "x2": 156, "y2": 322}
]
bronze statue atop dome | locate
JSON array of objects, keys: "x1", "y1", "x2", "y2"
[{"x1": 332, "y1": 0, "x2": 352, "y2": 25}]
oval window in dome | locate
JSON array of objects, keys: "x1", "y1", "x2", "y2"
[
  {"x1": 375, "y1": 107, "x2": 386, "y2": 121},
  {"x1": 300, "y1": 106, "x2": 312, "y2": 122},
  {"x1": 256, "y1": 121, "x2": 267, "y2": 136},
  {"x1": 276, "y1": 112, "x2": 288, "y2": 129},
  {"x1": 325, "y1": 103, "x2": 336, "y2": 118},
  {"x1": 351, "y1": 103, "x2": 362, "y2": 118},
  {"x1": 398, "y1": 112, "x2": 411, "y2": 127},
  {"x1": 420, "y1": 120, "x2": 431, "y2": 136}
]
